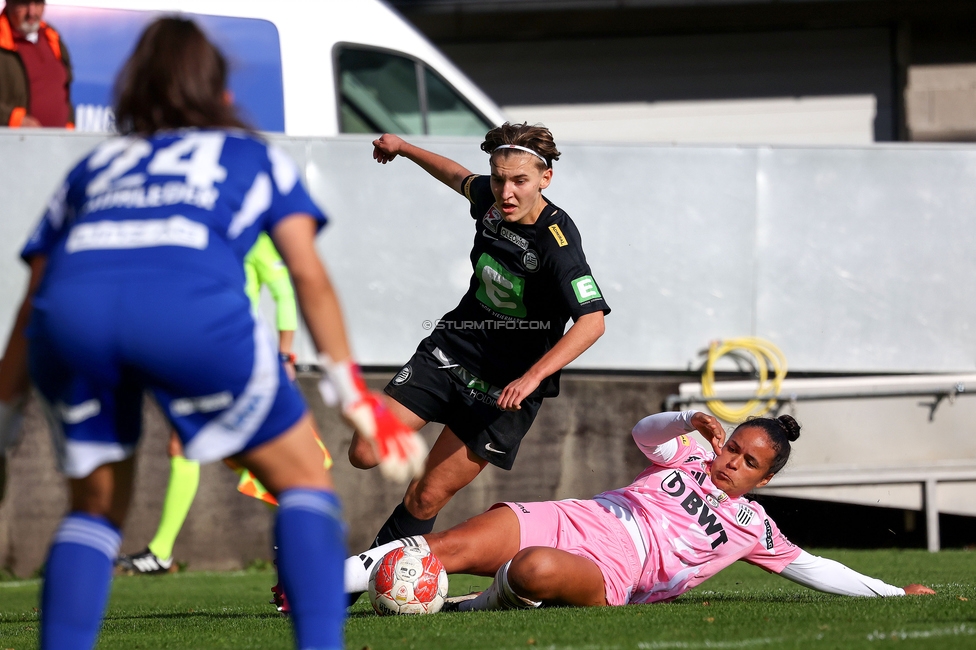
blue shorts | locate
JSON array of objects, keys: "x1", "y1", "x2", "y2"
[{"x1": 28, "y1": 271, "x2": 307, "y2": 478}]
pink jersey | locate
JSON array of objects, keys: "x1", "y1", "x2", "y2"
[{"x1": 596, "y1": 434, "x2": 802, "y2": 604}]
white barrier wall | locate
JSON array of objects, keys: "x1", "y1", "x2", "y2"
[
  {"x1": 2, "y1": 131, "x2": 975, "y2": 374},
  {"x1": 0, "y1": 132, "x2": 108, "y2": 339}
]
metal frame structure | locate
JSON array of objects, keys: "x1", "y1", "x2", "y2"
[
  {"x1": 756, "y1": 464, "x2": 976, "y2": 552},
  {"x1": 666, "y1": 374, "x2": 976, "y2": 421},
  {"x1": 668, "y1": 374, "x2": 976, "y2": 551}
]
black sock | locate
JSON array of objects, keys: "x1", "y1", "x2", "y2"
[{"x1": 370, "y1": 502, "x2": 437, "y2": 548}]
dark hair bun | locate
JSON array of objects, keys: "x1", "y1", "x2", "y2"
[{"x1": 777, "y1": 414, "x2": 801, "y2": 442}]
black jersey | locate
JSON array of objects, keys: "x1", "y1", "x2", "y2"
[{"x1": 428, "y1": 174, "x2": 610, "y2": 397}]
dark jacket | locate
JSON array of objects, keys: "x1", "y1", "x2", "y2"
[{"x1": 0, "y1": 12, "x2": 74, "y2": 127}]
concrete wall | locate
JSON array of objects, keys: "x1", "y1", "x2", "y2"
[
  {"x1": 907, "y1": 64, "x2": 976, "y2": 141},
  {"x1": 0, "y1": 372, "x2": 677, "y2": 577}
]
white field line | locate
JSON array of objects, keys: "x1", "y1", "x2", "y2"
[
  {"x1": 168, "y1": 570, "x2": 252, "y2": 579},
  {"x1": 521, "y1": 646, "x2": 625, "y2": 650},
  {"x1": 496, "y1": 644, "x2": 777, "y2": 650},
  {"x1": 0, "y1": 570, "x2": 258, "y2": 587},
  {"x1": 0, "y1": 579, "x2": 39, "y2": 588},
  {"x1": 639, "y1": 639, "x2": 780, "y2": 649},
  {"x1": 866, "y1": 624, "x2": 976, "y2": 641}
]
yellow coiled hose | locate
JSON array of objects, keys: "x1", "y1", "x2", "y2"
[{"x1": 701, "y1": 338, "x2": 788, "y2": 423}]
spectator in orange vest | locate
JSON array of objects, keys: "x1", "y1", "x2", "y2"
[{"x1": 0, "y1": 0, "x2": 73, "y2": 128}]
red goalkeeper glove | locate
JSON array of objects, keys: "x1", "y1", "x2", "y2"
[
  {"x1": 318, "y1": 356, "x2": 426, "y2": 482},
  {"x1": 346, "y1": 393, "x2": 426, "y2": 483}
]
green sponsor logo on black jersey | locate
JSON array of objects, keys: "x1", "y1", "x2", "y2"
[
  {"x1": 571, "y1": 275, "x2": 602, "y2": 304},
  {"x1": 475, "y1": 253, "x2": 526, "y2": 318}
]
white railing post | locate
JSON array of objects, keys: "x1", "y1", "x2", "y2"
[{"x1": 924, "y1": 479, "x2": 940, "y2": 552}]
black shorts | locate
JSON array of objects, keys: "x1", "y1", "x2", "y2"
[{"x1": 384, "y1": 338, "x2": 543, "y2": 470}]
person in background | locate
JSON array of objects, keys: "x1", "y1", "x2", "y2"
[
  {"x1": 117, "y1": 232, "x2": 303, "y2": 576},
  {"x1": 0, "y1": 0, "x2": 74, "y2": 128}
]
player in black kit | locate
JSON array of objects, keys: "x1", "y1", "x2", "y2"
[{"x1": 359, "y1": 123, "x2": 610, "y2": 551}]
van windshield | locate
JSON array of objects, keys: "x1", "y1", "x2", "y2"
[{"x1": 338, "y1": 46, "x2": 491, "y2": 136}]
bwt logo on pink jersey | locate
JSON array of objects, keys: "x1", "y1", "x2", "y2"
[{"x1": 660, "y1": 470, "x2": 729, "y2": 549}]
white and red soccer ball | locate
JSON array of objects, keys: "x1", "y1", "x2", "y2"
[{"x1": 368, "y1": 546, "x2": 449, "y2": 615}]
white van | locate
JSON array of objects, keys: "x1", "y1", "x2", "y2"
[{"x1": 43, "y1": 0, "x2": 505, "y2": 135}]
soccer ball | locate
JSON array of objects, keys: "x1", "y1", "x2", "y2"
[{"x1": 368, "y1": 546, "x2": 449, "y2": 615}]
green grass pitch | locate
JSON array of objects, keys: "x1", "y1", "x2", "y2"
[{"x1": 0, "y1": 549, "x2": 973, "y2": 649}]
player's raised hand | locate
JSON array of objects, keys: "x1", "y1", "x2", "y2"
[
  {"x1": 903, "y1": 584, "x2": 936, "y2": 595},
  {"x1": 691, "y1": 411, "x2": 726, "y2": 455},
  {"x1": 372, "y1": 133, "x2": 404, "y2": 164}
]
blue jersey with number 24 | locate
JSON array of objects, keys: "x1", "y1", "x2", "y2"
[
  {"x1": 22, "y1": 129, "x2": 326, "y2": 286},
  {"x1": 20, "y1": 130, "x2": 326, "y2": 479}
]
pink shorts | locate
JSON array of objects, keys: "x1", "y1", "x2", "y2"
[{"x1": 500, "y1": 499, "x2": 643, "y2": 606}]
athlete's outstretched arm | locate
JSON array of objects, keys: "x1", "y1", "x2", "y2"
[
  {"x1": 372, "y1": 133, "x2": 472, "y2": 195},
  {"x1": 777, "y1": 550, "x2": 935, "y2": 597},
  {"x1": 496, "y1": 311, "x2": 605, "y2": 411}
]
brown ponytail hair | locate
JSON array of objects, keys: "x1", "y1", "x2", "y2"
[
  {"x1": 481, "y1": 122, "x2": 561, "y2": 169},
  {"x1": 114, "y1": 17, "x2": 250, "y2": 135}
]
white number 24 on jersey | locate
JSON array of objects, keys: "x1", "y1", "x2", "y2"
[{"x1": 86, "y1": 132, "x2": 228, "y2": 197}]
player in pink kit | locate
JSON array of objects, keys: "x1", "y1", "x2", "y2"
[{"x1": 345, "y1": 411, "x2": 934, "y2": 610}]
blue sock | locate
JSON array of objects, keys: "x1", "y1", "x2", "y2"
[
  {"x1": 276, "y1": 489, "x2": 346, "y2": 650},
  {"x1": 40, "y1": 513, "x2": 121, "y2": 650}
]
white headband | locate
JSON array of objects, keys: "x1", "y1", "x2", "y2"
[{"x1": 492, "y1": 144, "x2": 549, "y2": 167}]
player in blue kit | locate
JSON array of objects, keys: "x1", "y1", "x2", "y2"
[{"x1": 0, "y1": 18, "x2": 423, "y2": 650}]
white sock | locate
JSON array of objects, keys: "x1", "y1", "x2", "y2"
[
  {"x1": 458, "y1": 561, "x2": 541, "y2": 612},
  {"x1": 343, "y1": 536, "x2": 429, "y2": 594}
]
